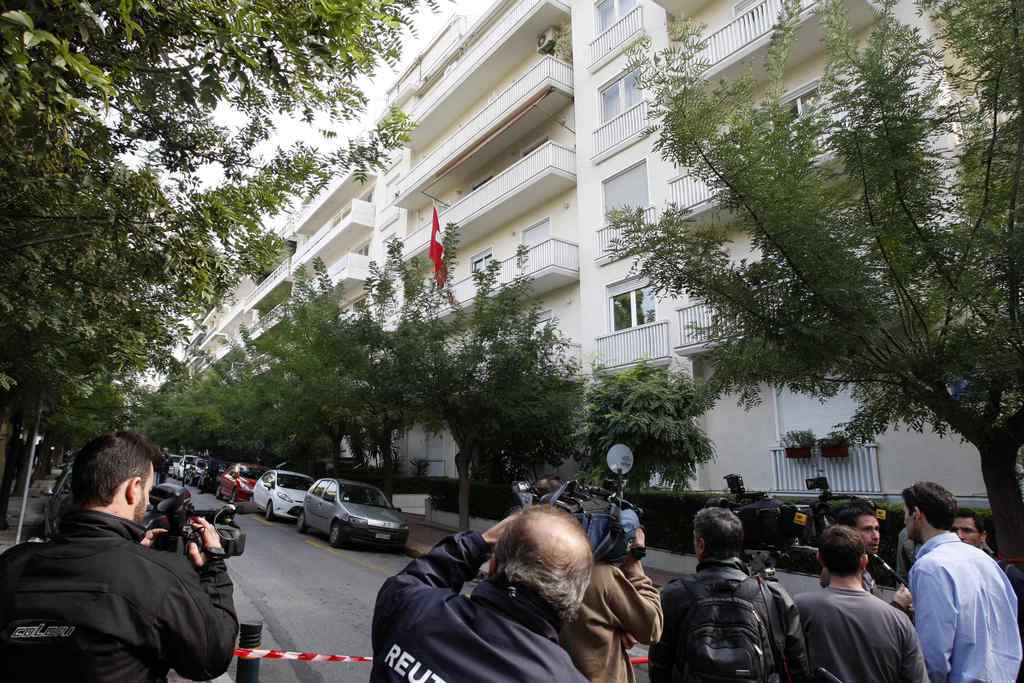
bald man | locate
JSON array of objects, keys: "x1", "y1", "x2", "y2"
[{"x1": 371, "y1": 506, "x2": 593, "y2": 682}]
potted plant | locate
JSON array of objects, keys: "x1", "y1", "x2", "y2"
[
  {"x1": 819, "y1": 431, "x2": 850, "y2": 458},
  {"x1": 782, "y1": 430, "x2": 816, "y2": 459}
]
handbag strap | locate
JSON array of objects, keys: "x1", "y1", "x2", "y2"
[{"x1": 756, "y1": 575, "x2": 789, "y2": 683}]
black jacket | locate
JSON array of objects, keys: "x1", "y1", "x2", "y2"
[
  {"x1": 371, "y1": 531, "x2": 588, "y2": 682},
  {"x1": 648, "y1": 558, "x2": 811, "y2": 683},
  {"x1": 0, "y1": 510, "x2": 238, "y2": 683}
]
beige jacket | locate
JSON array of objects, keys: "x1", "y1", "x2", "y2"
[{"x1": 561, "y1": 561, "x2": 664, "y2": 683}]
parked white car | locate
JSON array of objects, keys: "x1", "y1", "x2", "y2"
[
  {"x1": 253, "y1": 469, "x2": 314, "y2": 521},
  {"x1": 172, "y1": 455, "x2": 197, "y2": 481}
]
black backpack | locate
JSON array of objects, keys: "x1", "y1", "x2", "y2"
[{"x1": 679, "y1": 576, "x2": 781, "y2": 683}]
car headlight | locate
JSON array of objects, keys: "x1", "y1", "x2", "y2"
[
  {"x1": 277, "y1": 491, "x2": 294, "y2": 503},
  {"x1": 348, "y1": 515, "x2": 369, "y2": 527}
]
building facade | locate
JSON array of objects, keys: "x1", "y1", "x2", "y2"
[{"x1": 188, "y1": 0, "x2": 987, "y2": 501}]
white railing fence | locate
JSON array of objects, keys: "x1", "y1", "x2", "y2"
[
  {"x1": 700, "y1": 0, "x2": 816, "y2": 70},
  {"x1": 771, "y1": 444, "x2": 882, "y2": 494},
  {"x1": 677, "y1": 301, "x2": 715, "y2": 347},
  {"x1": 590, "y1": 5, "x2": 644, "y2": 66},
  {"x1": 398, "y1": 57, "x2": 573, "y2": 198},
  {"x1": 595, "y1": 320, "x2": 671, "y2": 368},
  {"x1": 669, "y1": 173, "x2": 714, "y2": 209},
  {"x1": 594, "y1": 100, "x2": 648, "y2": 157},
  {"x1": 595, "y1": 206, "x2": 656, "y2": 259},
  {"x1": 448, "y1": 238, "x2": 580, "y2": 305},
  {"x1": 247, "y1": 261, "x2": 290, "y2": 307}
]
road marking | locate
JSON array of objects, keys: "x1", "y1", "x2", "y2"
[
  {"x1": 254, "y1": 517, "x2": 274, "y2": 527},
  {"x1": 303, "y1": 539, "x2": 392, "y2": 575}
]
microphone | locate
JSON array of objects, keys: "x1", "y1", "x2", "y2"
[{"x1": 871, "y1": 553, "x2": 908, "y2": 588}]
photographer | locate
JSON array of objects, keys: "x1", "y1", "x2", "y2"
[
  {"x1": 0, "y1": 431, "x2": 238, "y2": 682},
  {"x1": 561, "y1": 509, "x2": 663, "y2": 683}
]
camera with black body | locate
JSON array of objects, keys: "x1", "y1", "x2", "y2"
[
  {"x1": 706, "y1": 474, "x2": 813, "y2": 552},
  {"x1": 512, "y1": 478, "x2": 646, "y2": 563},
  {"x1": 147, "y1": 488, "x2": 246, "y2": 558}
]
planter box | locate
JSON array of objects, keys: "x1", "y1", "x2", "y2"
[
  {"x1": 820, "y1": 445, "x2": 850, "y2": 459},
  {"x1": 784, "y1": 446, "x2": 813, "y2": 459}
]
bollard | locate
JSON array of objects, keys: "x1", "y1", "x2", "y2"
[{"x1": 236, "y1": 622, "x2": 263, "y2": 683}]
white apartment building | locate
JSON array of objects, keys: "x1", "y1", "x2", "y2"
[{"x1": 188, "y1": 0, "x2": 987, "y2": 502}]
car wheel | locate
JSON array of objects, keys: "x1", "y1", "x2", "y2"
[
  {"x1": 230, "y1": 487, "x2": 239, "y2": 504},
  {"x1": 296, "y1": 511, "x2": 307, "y2": 534},
  {"x1": 329, "y1": 521, "x2": 344, "y2": 548},
  {"x1": 265, "y1": 501, "x2": 275, "y2": 522}
]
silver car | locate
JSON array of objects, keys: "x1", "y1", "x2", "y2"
[{"x1": 297, "y1": 478, "x2": 409, "y2": 551}]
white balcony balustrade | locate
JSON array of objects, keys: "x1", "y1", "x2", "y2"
[
  {"x1": 402, "y1": 142, "x2": 577, "y2": 259},
  {"x1": 292, "y1": 199, "x2": 375, "y2": 268},
  {"x1": 327, "y1": 252, "x2": 372, "y2": 291},
  {"x1": 250, "y1": 304, "x2": 286, "y2": 340},
  {"x1": 670, "y1": 173, "x2": 715, "y2": 211},
  {"x1": 593, "y1": 100, "x2": 647, "y2": 161},
  {"x1": 395, "y1": 57, "x2": 573, "y2": 206},
  {"x1": 589, "y1": 5, "x2": 644, "y2": 71},
  {"x1": 771, "y1": 444, "x2": 882, "y2": 494},
  {"x1": 247, "y1": 261, "x2": 291, "y2": 310},
  {"x1": 445, "y1": 239, "x2": 580, "y2": 311},
  {"x1": 378, "y1": 205, "x2": 407, "y2": 233},
  {"x1": 595, "y1": 206, "x2": 656, "y2": 262},
  {"x1": 676, "y1": 301, "x2": 716, "y2": 353},
  {"x1": 595, "y1": 320, "x2": 671, "y2": 369}
]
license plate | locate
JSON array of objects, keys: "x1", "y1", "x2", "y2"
[{"x1": 375, "y1": 533, "x2": 391, "y2": 540}]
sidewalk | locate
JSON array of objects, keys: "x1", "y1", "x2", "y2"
[{"x1": 404, "y1": 513, "x2": 683, "y2": 587}]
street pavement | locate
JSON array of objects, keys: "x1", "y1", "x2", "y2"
[{"x1": 180, "y1": 486, "x2": 651, "y2": 683}]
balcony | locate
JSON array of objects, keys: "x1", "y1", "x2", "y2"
[
  {"x1": 650, "y1": 0, "x2": 713, "y2": 15},
  {"x1": 247, "y1": 261, "x2": 292, "y2": 313},
  {"x1": 445, "y1": 239, "x2": 580, "y2": 313},
  {"x1": 670, "y1": 172, "x2": 715, "y2": 212},
  {"x1": 593, "y1": 100, "x2": 648, "y2": 162},
  {"x1": 292, "y1": 199, "x2": 374, "y2": 270},
  {"x1": 394, "y1": 57, "x2": 574, "y2": 210},
  {"x1": 378, "y1": 205, "x2": 407, "y2": 234},
  {"x1": 249, "y1": 304, "x2": 286, "y2": 340},
  {"x1": 327, "y1": 252, "x2": 372, "y2": 292},
  {"x1": 700, "y1": 0, "x2": 876, "y2": 83},
  {"x1": 595, "y1": 320, "x2": 671, "y2": 369},
  {"x1": 403, "y1": 142, "x2": 577, "y2": 259},
  {"x1": 675, "y1": 301, "x2": 716, "y2": 355},
  {"x1": 595, "y1": 206, "x2": 657, "y2": 263},
  {"x1": 404, "y1": 0, "x2": 571, "y2": 151},
  {"x1": 589, "y1": 5, "x2": 644, "y2": 72},
  {"x1": 771, "y1": 444, "x2": 881, "y2": 494},
  {"x1": 286, "y1": 171, "x2": 375, "y2": 238}
]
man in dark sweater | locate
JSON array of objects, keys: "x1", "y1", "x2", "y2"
[{"x1": 795, "y1": 525, "x2": 926, "y2": 682}]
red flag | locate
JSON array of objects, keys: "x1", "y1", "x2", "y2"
[{"x1": 429, "y1": 206, "x2": 447, "y2": 287}]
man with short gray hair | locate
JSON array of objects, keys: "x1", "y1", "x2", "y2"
[
  {"x1": 649, "y1": 507, "x2": 811, "y2": 683},
  {"x1": 371, "y1": 506, "x2": 593, "y2": 682}
]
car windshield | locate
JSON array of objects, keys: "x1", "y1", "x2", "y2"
[
  {"x1": 340, "y1": 485, "x2": 390, "y2": 508},
  {"x1": 239, "y1": 466, "x2": 265, "y2": 479},
  {"x1": 277, "y1": 473, "x2": 312, "y2": 490}
]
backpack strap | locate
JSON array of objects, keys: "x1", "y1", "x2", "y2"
[{"x1": 755, "y1": 576, "x2": 790, "y2": 683}]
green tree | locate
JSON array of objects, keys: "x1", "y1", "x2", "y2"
[
  {"x1": 615, "y1": 0, "x2": 1024, "y2": 552},
  {"x1": 581, "y1": 363, "x2": 715, "y2": 489},
  {"x1": 405, "y1": 236, "x2": 584, "y2": 530}
]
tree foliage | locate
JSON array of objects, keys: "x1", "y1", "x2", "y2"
[
  {"x1": 581, "y1": 362, "x2": 715, "y2": 490},
  {"x1": 616, "y1": 0, "x2": 1024, "y2": 551}
]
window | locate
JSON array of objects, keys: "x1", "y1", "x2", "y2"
[
  {"x1": 733, "y1": 0, "x2": 761, "y2": 16},
  {"x1": 277, "y1": 473, "x2": 312, "y2": 490},
  {"x1": 260, "y1": 472, "x2": 274, "y2": 486},
  {"x1": 522, "y1": 219, "x2": 551, "y2": 247},
  {"x1": 596, "y1": 0, "x2": 638, "y2": 33},
  {"x1": 355, "y1": 243, "x2": 370, "y2": 257},
  {"x1": 600, "y1": 71, "x2": 642, "y2": 123},
  {"x1": 609, "y1": 285, "x2": 657, "y2": 331},
  {"x1": 310, "y1": 480, "x2": 326, "y2": 498},
  {"x1": 785, "y1": 85, "x2": 821, "y2": 118},
  {"x1": 603, "y1": 162, "x2": 649, "y2": 220},
  {"x1": 471, "y1": 249, "x2": 493, "y2": 273},
  {"x1": 323, "y1": 481, "x2": 338, "y2": 502}
]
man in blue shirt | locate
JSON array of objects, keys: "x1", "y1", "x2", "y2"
[{"x1": 904, "y1": 481, "x2": 1022, "y2": 682}]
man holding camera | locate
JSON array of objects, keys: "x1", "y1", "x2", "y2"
[
  {"x1": 0, "y1": 431, "x2": 238, "y2": 682},
  {"x1": 648, "y1": 507, "x2": 811, "y2": 683}
]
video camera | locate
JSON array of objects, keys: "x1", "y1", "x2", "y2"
[
  {"x1": 147, "y1": 489, "x2": 246, "y2": 558},
  {"x1": 705, "y1": 474, "x2": 813, "y2": 552}
]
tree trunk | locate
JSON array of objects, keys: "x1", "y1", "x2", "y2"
[
  {"x1": 455, "y1": 448, "x2": 473, "y2": 531},
  {"x1": 980, "y1": 443, "x2": 1024, "y2": 559},
  {"x1": 0, "y1": 411, "x2": 25, "y2": 530}
]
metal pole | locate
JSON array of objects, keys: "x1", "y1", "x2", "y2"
[
  {"x1": 236, "y1": 622, "x2": 263, "y2": 683},
  {"x1": 15, "y1": 399, "x2": 44, "y2": 544}
]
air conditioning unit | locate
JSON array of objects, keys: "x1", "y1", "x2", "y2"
[{"x1": 537, "y1": 27, "x2": 557, "y2": 54}]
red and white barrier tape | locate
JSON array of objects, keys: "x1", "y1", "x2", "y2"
[
  {"x1": 234, "y1": 648, "x2": 648, "y2": 667},
  {"x1": 235, "y1": 648, "x2": 372, "y2": 663}
]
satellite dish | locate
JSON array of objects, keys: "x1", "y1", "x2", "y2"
[{"x1": 606, "y1": 444, "x2": 634, "y2": 475}]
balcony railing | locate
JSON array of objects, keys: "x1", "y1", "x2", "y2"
[
  {"x1": 403, "y1": 141, "x2": 577, "y2": 258},
  {"x1": 595, "y1": 206, "x2": 656, "y2": 261},
  {"x1": 397, "y1": 57, "x2": 573, "y2": 201},
  {"x1": 447, "y1": 238, "x2": 580, "y2": 306},
  {"x1": 247, "y1": 261, "x2": 290, "y2": 307},
  {"x1": 701, "y1": 0, "x2": 816, "y2": 73},
  {"x1": 409, "y1": 0, "x2": 569, "y2": 125},
  {"x1": 670, "y1": 173, "x2": 715, "y2": 210},
  {"x1": 327, "y1": 252, "x2": 371, "y2": 286},
  {"x1": 594, "y1": 100, "x2": 647, "y2": 159},
  {"x1": 292, "y1": 199, "x2": 374, "y2": 267},
  {"x1": 595, "y1": 320, "x2": 671, "y2": 368},
  {"x1": 771, "y1": 444, "x2": 881, "y2": 494},
  {"x1": 677, "y1": 301, "x2": 715, "y2": 349},
  {"x1": 250, "y1": 304, "x2": 286, "y2": 339},
  {"x1": 378, "y1": 205, "x2": 406, "y2": 232},
  {"x1": 590, "y1": 5, "x2": 643, "y2": 68}
]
